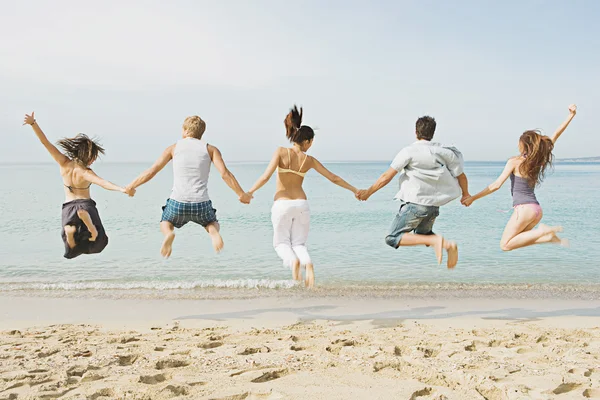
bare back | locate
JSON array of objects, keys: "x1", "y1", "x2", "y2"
[
  {"x1": 60, "y1": 160, "x2": 94, "y2": 201},
  {"x1": 274, "y1": 147, "x2": 313, "y2": 201}
]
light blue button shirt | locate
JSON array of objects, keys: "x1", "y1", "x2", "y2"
[{"x1": 390, "y1": 141, "x2": 464, "y2": 207}]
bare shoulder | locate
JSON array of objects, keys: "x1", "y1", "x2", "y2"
[
  {"x1": 207, "y1": 144, "x2": 220, "y2": 157},
  {"x1": 307, "y1": 155, "x2": 319, "y2": 169},
  {"x1": 506, "y1": 156, "x2": 522, "y2": 170}
]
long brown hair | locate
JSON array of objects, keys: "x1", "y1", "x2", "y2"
[
  {"x1": 518, "y1": 130, "x2": 554, "y2": 187},
  {"x1": 284, "y1": 105, "x2": 315, "y2": 144},
  {"x1": 57, "y1": 134, "x2": 105, "y2": 167}
]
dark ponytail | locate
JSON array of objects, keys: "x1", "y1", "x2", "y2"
[{"x1": 284, "y1": 105, "x2": 315, "y2": 144}]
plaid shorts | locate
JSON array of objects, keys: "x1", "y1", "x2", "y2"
[{"x1": 160, "y1": 198, "x2": 218, "y2": 228}]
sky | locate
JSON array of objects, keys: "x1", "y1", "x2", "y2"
[{"x1": 1, "y1": 0, "x2": 598, "y2": 163}]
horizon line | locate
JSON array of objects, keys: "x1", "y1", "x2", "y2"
[{"x1": 1, "y1": 159, "x2": 598, "y2": 166}]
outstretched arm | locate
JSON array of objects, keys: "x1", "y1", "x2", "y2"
[
  {"x1": 247, "y1": 149, "x2": 280, "y2": 196},
  {"x1": 357, "y1": 167, "x2": 398, "y2": 200},
  {"x1": 127, "y1": 145, "x2": 174, "y2": 191},
  {"x1": 23, "y1": 112, "x2": 69, "y2": 166},
  {"x1": 312, "y1": 157, "x2": 357, "y2": 193},
  {"x1": 208, "y1": 145, "x2": 249, "y2": 202},
  {"x1": 463, "y1": 159, "x2": 516, "y2": 206},
  {"x1": 82, "y1": 169, "x2": 127, "y2": 193},
  {"x1": 551, "y1": 104, "x2": 577, "y2": 144}
]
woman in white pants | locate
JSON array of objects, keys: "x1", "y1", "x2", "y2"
[{"x1": 247, "y1": 106, "x2": 357, "y2": 288}]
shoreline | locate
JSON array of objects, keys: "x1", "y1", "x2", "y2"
[{"x1": 3, "y1": 280, "x2": 600, "y2": 302}]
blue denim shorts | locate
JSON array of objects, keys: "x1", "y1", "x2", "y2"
[
  {"x1": 385, "y1": 201, "x2": 440, "y2": 248},
  {"x1": 160, "y1": 199, "x2": 218, "y2": 229}
]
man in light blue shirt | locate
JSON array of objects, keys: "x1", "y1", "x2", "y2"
[{"x1": 357, "y1": 116, "x2": 470, "y2": 268}]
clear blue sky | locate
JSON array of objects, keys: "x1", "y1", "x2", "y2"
[{"x1": 1, "y1": 0, "x2": 598, "y2": 162}]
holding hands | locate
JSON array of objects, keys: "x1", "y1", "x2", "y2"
[
  {"x1": 461, "y1": 196, "x2": 474, "y2": 207},
  {"x1": 239, "y1": 192, "x2": 253, "y2": 204},
  {"x1": 355, "y1": 189, "x2": 370, "y2": 201},
  {"x1": 123, "y1": 186, "x2": 136, "y2": 197}
]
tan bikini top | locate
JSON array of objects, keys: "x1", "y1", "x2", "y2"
[{"x1": 278, "y1": 148, "x2": 308, "y2": 177}]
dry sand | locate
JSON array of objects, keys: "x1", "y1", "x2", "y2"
[{"x1": 1, "y1": 296, "x2": 600, "y2": 399}]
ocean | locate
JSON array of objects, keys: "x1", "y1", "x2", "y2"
[{"x1": 1, "y1": 161, "x2": 599, "y2": 299}]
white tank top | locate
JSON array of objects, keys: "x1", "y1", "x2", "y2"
[{"x1": 170, "y1": 138, "x2": 211, "y2": 203}]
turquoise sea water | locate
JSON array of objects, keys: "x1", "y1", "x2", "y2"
[{"x1": 1, "y1": 161, "x2": 599, "y2": 298}]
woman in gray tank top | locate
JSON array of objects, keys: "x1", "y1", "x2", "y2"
[{"x1": 462, "y1": 105, "x2": 577, "y2": 251}]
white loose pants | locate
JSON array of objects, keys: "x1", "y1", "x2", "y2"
[{"x1": 271, "y1": 200, "x2": 311, "y2": 269}]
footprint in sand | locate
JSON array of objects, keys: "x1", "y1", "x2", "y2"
[
  {"x1": 116, "y1": 354, "x2": 139, "y2": 366},
  {"x1": 66, "y1": 365, "x2": 87, "y2": 377},
  {"x1": 239, "y1": 346, "x2": 271, "y2": 355},
  {"x1": 200, "y1": 341, "x2": 223, "y2": 349},
  {"x1": 583, "y1": 388, "x2": 600, "y2": 398},
  {"x1": 88, "y1": 388, "x2": 114, "y2": 400},
  {"x1": 139, "y1": 373, "x2": 170, "y2": 384},
  {"x1": 155, "y1": 357, "x2": 190, "y2": 370},
  {"x1": 81, "y1": 372, "x2": 105, "y2": 383},
  {"x1": 162, "y1": 384, "x2": 190, "y2": 397},
  {"x1": 553, "y1": 382, "x2": 582, "y2": 395},
  {"x1": 251, "y1": 369, "x2": 290, "y2": 383},
  {"x1": 410, "y1": 387, "x2": 433, "y2": 400}
]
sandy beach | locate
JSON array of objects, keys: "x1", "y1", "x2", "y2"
[{"x1": 1, "y1": 296, "x2": 600, "y2": 399}]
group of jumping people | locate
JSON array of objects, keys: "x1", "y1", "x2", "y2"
[{"x1": 22, "y1": 104, "x2": 577, "y2": 288}]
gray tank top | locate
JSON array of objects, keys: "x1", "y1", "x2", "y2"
[
  {"x1": 510, "y1": 174, "x2": 538, "y2": 207},
  {"x1": 170, "y1": 138, "x2": 211, "y2": 203}
]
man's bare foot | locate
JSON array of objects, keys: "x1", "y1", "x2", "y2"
[
  {"x1": 210, "y1": 232, "x2": 224, "y2": 253},
  {"x1": 446, "y1": 241, "x2": 458, "y2": 269},
  {"x1": 160, "y1": 232, "x2": 175, "y2": 258},
  {"x1": 64, "y1": 225, "x2": 77, "y2": 249},
  {"x1": 292, "y1": 259, "x2": 301, "y2": 281},
  {"x1": 433, "y1": 235, "x2": 444, "y2": 265},
  {"x1": 88, "y1": 226, "x2": 98, "y2": 242},
  {"x1": 305, "y1": 264, "x2": 315, "y2": 289}
]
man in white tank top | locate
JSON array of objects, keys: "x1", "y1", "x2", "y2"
[{"x1": 126, "y1": 116, "x2": 252, "y2": 258}]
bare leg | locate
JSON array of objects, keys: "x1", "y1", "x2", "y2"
[
  {"x1": 499, "y1": 207, "x2": 563, "y2": 251},
  {"x1": 64, "y1": 225, "x2": 77, "y2": 249},
  {"x1": 77, "y1": 209, "x2": 97, "y2": 241},
  {"x1": 398, "y1": 233, "x2": 447, "y2": 265},
  {"x1": 206, "y1": 222, "x2": 224, "y2": 253},
  {"x1": 160, "y1": 221, "x2": 176, "y2": 258},
  {"x1": 305, "y1": 263, "x2": 315, "y2": 289},
  {"x1": 292, "y1": 259, "x2": 301, "y2": 281}
]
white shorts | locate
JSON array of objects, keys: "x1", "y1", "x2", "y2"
[{"x1": 271, "y1": 200, "x2": 311, "y2": 269}]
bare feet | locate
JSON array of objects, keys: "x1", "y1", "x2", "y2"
[
  {"x1": 64, "y1": 225, "x2": 77, "y2": 249},
  {"x1": 539, "y1": 224, "x2": 569, "y2": 247},
  {"x1": 305, "y1": 264, "x2": 315, "y2": 289},
  {"x1": 538, "y1": 223, "x2": 563, "y2": 235},
  {"x1": 292, "y1": 259, "x2": 301, "y2": 281},
  {"x1": 160, "y1": 232, "x2": 175, "y2": 258},
  {"x1": 446, "y1": 240, "x2": 458, "y2": 269},
  {"x1": 433, "y1": 235, "x2": 444, "y2": 265}
]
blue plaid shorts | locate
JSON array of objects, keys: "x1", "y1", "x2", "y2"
[{"x1": 160, "y1": 199, "x2": 218, "y2": 228}]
